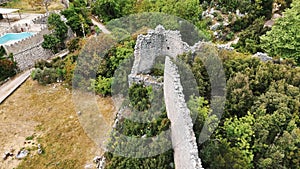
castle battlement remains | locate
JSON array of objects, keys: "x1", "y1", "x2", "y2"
[{"x1": 129, "y1": 25, "x2": 204, "y2": 169}]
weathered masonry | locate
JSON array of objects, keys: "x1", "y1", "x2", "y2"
[
  {"x1": 3, "y1": 27, "x2": 52, "y2": 70},
  {"x1": 164, "y1": 56, "x2": 203, "y2": 169},
  {"x1": 129, "y1": 25, "x2": 203, "y2": 169}
]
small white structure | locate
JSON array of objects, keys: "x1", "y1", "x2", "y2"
[{"x1": 0, "y1": 8, "x2": 21, "y2": 25}]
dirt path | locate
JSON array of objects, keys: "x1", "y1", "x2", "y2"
[
  {"x1": 91, "y1": 18, "x2": 111, "y2": 34},
  {"x1": 0, "y1": 69, "x2": 32, "y2": 104}
]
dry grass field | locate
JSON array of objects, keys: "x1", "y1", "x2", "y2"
[
  {"x1": 3, "y1": 0, "x2": 64, "y2": 13},
  {"x1": 0, "y1": 79, "x2": 116, "y2": 169}
]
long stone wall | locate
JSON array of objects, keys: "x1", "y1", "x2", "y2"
[
  {"x1": 164, "y1": 57, "x2": 203, "y2": 169},
  {"x1": 129, "y1": 25, "x2": 203, "y2": 169},
  {"x1": 13, "y1": 43, "x2": 52, "y2": 71}
]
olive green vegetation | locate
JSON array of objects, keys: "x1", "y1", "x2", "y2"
[
  {"x1": 260, "y1": 0, "x2": 300, "y2": 65},
  {"x1": 104, "y1": 84, "x2": 174, "y2": 169},
  {"x1": 182, "y1": 45, "x2": 300, "y2": 169},
  {"x1": 92, "y1": 0, "x2": 211, "y2": 40},
  {"x1": 42, "y1": 13, "x2": 68, "y2": 53},
  {"x1": 229, "y1": 0, "x2": 300, "y2": 64},
  {"x1": 90, "y1": 39, "x2": 135, "y2": 96},
  {"x1": 0, "y1": 53, "x2": 17, "y2": 82},
  {"x1": 90, "y1": 0, "x2": 300, "y2": 64},
  {"x1": 29, "y1": 0, "x2": 300, "y2": 168},
  {"x1": 31, "y1": 48, "x2": 79, "y2": 86},
  {"x1": 61, "y1": 0, "x2": 93, "y2": 37},
  {"x1": 233, "y1": 17, "x2": 270, "y2": 54},
  {"x1": 0, "y1": 48, "x2": 17, "y2": 82}
]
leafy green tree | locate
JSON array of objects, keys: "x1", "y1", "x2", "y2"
[
  {"x1": 222, "y1": 113, "x2": 255, "y2": 167},
  {"x1": 187, "y1": 96, "x2": 210, "y2": 138},
  {"x1": 260, "y1": 0, "x2": 300, "y2": 64},
  {"x1": 129, "y1": 83, "x2": 152, "y2": 111},
  {"x1": 42, "y1": 13, "x2": 68, "y2": 53},
  {"x1": 47, "y1": 13, "x2": 68, "y2": 41},
  {"x1": 136, "y1": 0, "x2": 202, "y2": 24},
  {"x1": 67, "y1": 37, "x2": 81, "y2": 53},
  {"x1": 61, "y1": 1, "x2": 92, "y2": 37},
  {"x1": 104, "y1": 87, "x2": 173, "y2": 169},
  {"x1": 226, "y1": 73, "x2": 254, "y2": 117},
  {"x1": 233, "y1": 17, "x2": 270, "y2": 54},
  {"x1": 0, "y1": 57, "x2": 17, "y2": 81},
  {"x1": 200, "y1": 138, "x2": 252, "y2": 169},
  {"x1": 92, "y1": 0, "x2": 123, "y2": 22},
  {"x1": 42, "y1": 34, "x2": 60, "y2": 53},
  {"x1": 192, "y1": 49, "x2": 300, "y2": 169}
]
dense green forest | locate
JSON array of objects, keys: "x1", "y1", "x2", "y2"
[
  {"x1": 182, "y1": 47, "x2": 300, "y2": 169},
  {"x1": 28, "y1": 0, "x2": 300, "y2": 168}
]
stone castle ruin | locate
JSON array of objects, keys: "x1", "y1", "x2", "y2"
[
  {"x1": 130, "y1": 25, "x2": 190, "y2": 75},
  {"x1": 128, "y1": 25, "x2": 204, "y2": 169}
]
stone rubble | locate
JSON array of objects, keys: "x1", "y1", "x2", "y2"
[
  {"x1": 253, "y1": 52, "x2": 273, "y2": 62},
  {"x1": 2, "y1": 151, "x2": 13, "y2": 160},
  {"x1": 94, "y1": 156, "x2": 106, "y2": 169},
  {"x1": 15, "y1": 149, "x2": 29, "y2": 160}
]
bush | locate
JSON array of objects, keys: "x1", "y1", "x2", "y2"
[
  {"x1": 67, "y1": 37, "x2": 81, "y2": 53},
  {"x1": 225, "y1": 32, "x2": 234, "y2": 41},
  {"x1": 129, "y1": 83, "x2": 152, "y2": 111},
  {"x1": 90, "y1": 76, "x2": 113, "y2": 96},
  {"x1": 34, "y1": 60, "x2": 52, "y2": 69},
  {"x1": 216, "y1": 13, "x2": 224, "y2": 22},
  {"x1": 0, "y1": 46, "x2": 6, "y2": 57},
  {"x1": 32, "y1": 67, "x2": 65, "y2": 85},
  {"x1": 0, "y1": 58, "x2": 17, "y2": 81},
  {"x1": 228, "y1": 13, "x2": 234, "y2": 22}
]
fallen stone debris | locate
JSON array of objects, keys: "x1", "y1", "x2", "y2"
[
  {"x1": 15, "y1": 149, "x2": 29, "y2": 160},
  {"x1": 2, "y1": 151, "x2": 13, "y2": 160},
  {"x1": 37, "y1": 144, "x2": 43, "y2": 154},
  {"x1": 93, "y1": 156, "x2": 106, "y2": 169}
]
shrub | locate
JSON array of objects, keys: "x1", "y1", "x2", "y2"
[
  {"x1": 90, "y1": 76, "x2": 113, "y2": 96},
  {"x1": 226, "y1": 32, "x2": 234, "y2": 41},
  {"x1": 32, "y1": 67, "x2": 62, "y2": 85},
  {"x1": 35, "y1": 60, "x2": 52, "y2": 69},
  {"x1": 0, "y1": 58, "x2": 17, "y2": 81},
  {"x1": 129, "y1": 83, "x2": 152, "y2": 111},
  {"x1": 0, "y1": 46, "x2": 6, "y2": 57},
  {"x1": 67, "y1": 37, "x2": 81, "y2": 53},
  {"x1": 216, "y1": 13, "x2": 224, "y2": 22}
]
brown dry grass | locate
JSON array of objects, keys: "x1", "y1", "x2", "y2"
[
  {"x1": 4, "y1": 0, "x2": 64, "y2": 13},
  {"x1": 0, "y1": 79, "x2": 115, "y2": 169}
]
